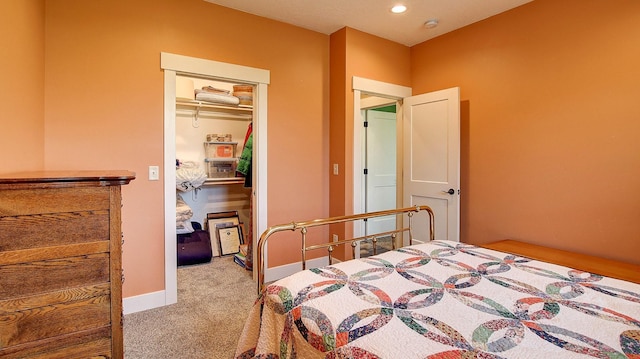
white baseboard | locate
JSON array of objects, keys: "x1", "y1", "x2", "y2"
[{"x1": 123, "y1": 290, "x2": 171, "y2": 315}]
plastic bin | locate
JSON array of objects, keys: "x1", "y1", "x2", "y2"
[
  {"x1": 205, "y1": 159, "x2": 237, "y2": 178},
  {"x1": 204, "y1": 142, "x2": 237, "y2": 159}
]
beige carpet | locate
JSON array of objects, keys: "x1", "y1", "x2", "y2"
[
  {"x1": 359, "y1": 236, "x2": 394, "y2": 257},
  {"x1": 124, "y1": 256, "x2": 256, "y2": 359},
  {"x1": 123, "y1": 240, "x2": 392, "y2": 358}
]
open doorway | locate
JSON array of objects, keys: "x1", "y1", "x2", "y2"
[
  {"x1": 360, "y1": 102, "x2": 397, "y2": 257},
  {"x1": 159, "y1": 53, "x2": 270, "y2": 310},
  {"x1": 352, "y1": 77, "x2": 411, "y2": 257},
  {"x1": 174, "y1": 75, "x2": 253, "y2": 265},
  {"x1": 352, "y1": 78, "x2": 461, "y2": 252}
]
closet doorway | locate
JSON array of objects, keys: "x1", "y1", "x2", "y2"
[
  {"x1": 161, "y1": 52, "x2": 270, "y2": 306},
  {"x1": 175, "y1": 75, "x2": 253, "y2": 243}
]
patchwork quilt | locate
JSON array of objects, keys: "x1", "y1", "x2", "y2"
[{"x1": 235, "y1": 240, "x2": 640, "y2": 358}]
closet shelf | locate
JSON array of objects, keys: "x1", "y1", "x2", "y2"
[
  {"x1": 204, "y1": 177, "x2": 245, "y2": 186},
  {"x1": 177, "y1": 100, "x2": 252, "y2": 127},
  {"x1": 176, "y1": 100, "x2": 253, "y2": 116}
]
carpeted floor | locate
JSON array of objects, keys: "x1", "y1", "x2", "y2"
[
  {"x1": 123, "y1": 239, "x2": 393, "y2": 358},
  {"x1": 359, "y1": 236, "x2": 394, "y2": 257},
  {"x1": 123, "y1": 256, "x2": 255, "y2": 359}
]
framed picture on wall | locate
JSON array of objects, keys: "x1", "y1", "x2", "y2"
[{"x1": 206, "y1": 211, "x2": 240, "y2": 257}]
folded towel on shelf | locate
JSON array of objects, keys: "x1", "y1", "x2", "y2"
[
  {"x1": 176, "y1": 165, "x2": 207, "y2": 192},
  {"x1": 201, "y1": 86, "x2": 230, "y2": 95},
  {"x1": 176, "y1": 194, "x2": 193, "y2": 219},
  {"x1": 194, "y1": 89, "x2": 240, "y2": 106},
  {"x1": 176, "y1": 194, "x2": 194, "y2": 234}
]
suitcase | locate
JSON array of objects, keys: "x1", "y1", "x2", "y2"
[{"x1": 177, "y1": 222, "x2": 213, "y2": 266}]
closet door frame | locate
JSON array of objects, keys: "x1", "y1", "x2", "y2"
[{"x1": 161, "y1": 52, "x2": 269, "y2": 306}]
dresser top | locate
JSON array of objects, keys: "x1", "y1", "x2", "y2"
[{"x1": 0, "y1": 170, "x2": 136, "y2": 186}]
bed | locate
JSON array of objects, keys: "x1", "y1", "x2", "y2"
[{"x1": 235, "y1": 206, "x2": 640, "y2": 358}]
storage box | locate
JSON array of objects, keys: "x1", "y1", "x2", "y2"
[
  {"x1": 206, "y1": 133, "x2": 232, "y2": 142},
  {"x1": 205, "y1": 159, "x2": 237, "y2": 178},
  {"x1": 204, "y1": 142, "x2": 237, "y2": 158}
]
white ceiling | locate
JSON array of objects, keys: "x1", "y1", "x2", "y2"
[{"x1": 203, "y1": 0, "x2": 533, "y2": 46}]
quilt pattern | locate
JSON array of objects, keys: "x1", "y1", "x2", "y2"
[{"x1": 235, "y1": 241, "x2": 640, "y2": 358}]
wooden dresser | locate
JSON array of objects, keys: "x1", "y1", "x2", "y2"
[{"x1": 0, "y1": 171, "x2": 135, "y2": 359}]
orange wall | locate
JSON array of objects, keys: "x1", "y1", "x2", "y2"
[
  {"x1": 5, "y1": 0, "x2": 638, "y2": 303},
  {"x1": 329, "y1": 29, "x2": 347, "y2": 219},
  {"x1": 411, "y1": 0, "x2": 640, "y2": 264},
  {"x1": 0, "y1": 0, "x2": 45, "y2": 172},
  {"x1": 342, "y1": 27, "x2": 411, "y2": 211},
  {"x1": 40, "y1": 0, "x2": 329, "y2": 295},
  {"x1": 329, "y1": 27, "x2": 411, "y2": 258},
  {"x1": 332, "y1": 28, "x2": 411, "y2": 216}
]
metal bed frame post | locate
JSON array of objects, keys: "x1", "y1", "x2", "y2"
[
  {"x1": 301, "y1": 227, "x2": 307, "y2": 270},
  {"x1": 408, "y1": 211, "x2": 414, "y2": 245}
]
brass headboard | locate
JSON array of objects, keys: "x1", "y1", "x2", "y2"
[{"x1": 256, "y1": 205, "x2": 434, "y2": 293}]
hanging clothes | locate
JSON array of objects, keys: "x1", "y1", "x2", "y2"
[
  {"x1": 237, "y1": 123, "x2": 253, "y2": 188},
  {"x1": 237, "y1": 122, "x2": 254, "y2": 271},
  {"x1": 241, "y1": 122, "x2": 252, "y2": 147}
]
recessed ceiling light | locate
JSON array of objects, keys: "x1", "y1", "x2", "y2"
[{"x1": 391, "y1": 5, "x2": 407, "y2": 14}]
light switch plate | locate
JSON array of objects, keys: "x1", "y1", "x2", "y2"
[{"x1": 149, "y1": 166, "x2": 159, "y2": 181}]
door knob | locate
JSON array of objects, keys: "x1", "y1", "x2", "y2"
[{"x1": 443, "y1": 188, "x2": 455, "y2": 195}]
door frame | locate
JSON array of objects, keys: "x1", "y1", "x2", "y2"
[
  {"x1": 160, "y1": 52, "x2": 269, "y2": 307},
  {"x1": 352, "y1": 77, "x2": 411, "y2": 242}
]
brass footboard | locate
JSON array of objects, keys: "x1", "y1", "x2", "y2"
[{"x1": 257, "y1": 205, "x2": 434, "y2": 293}]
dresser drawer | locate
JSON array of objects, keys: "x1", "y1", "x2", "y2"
[
  {"x1": 0, "y1": 293, "x2": 111, "y2": 350},
  {"x1": 0, "y1": 210, "x2": 109, "y2": 252},
  {"x1": 0, "y1": 187, "x2": 110, "y2": 216},
  {"x1": 0, "y1": 253, "x2": 110, "y2": 299},
  {"x1": 0, "y1": 326, "x2": 112, "y2": 359}
]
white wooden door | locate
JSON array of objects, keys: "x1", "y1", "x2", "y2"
[
  {"x1": 365, "y1": 109, "x2": 397, "y2": 235},
  {"x1": 403, "y1": 87, "x2": 460, "y2": 243}
]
